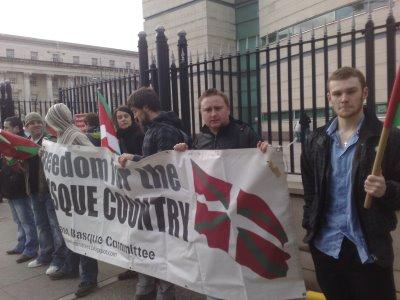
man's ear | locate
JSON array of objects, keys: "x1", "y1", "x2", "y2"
[
  {"x1": 362, "y1": 86, "x2": 369, "y2": 102},
  {"x1": 327, "y1": 91, "x2": 332, "y2": 104}
]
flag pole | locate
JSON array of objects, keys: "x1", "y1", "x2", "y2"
[{"x1": 364, "y1": 67, "x2": 400, "y2": 209}]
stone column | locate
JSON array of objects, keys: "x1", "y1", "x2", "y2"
[
  {"x1": 46, "y1": 74, "x2": 53, "y2": 101},
  {"x1": 23, "y1": 72, "x2": 31, "y2": 101}
]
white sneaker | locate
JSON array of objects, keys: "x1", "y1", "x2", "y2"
[
  {"x1": 45, "y1": 265, "x2": 59, "y2": 275},
  {"x1": 27, "y1": 259, "x2": 43, "y2": 268}
]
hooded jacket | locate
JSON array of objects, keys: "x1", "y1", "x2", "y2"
[{"x1": 301, "y1": 108, "x2": 400, "y2": 267}]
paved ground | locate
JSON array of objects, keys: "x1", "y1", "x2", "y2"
[{"x1": 0, "y1": 200, "x2": 205, "y2": 300}]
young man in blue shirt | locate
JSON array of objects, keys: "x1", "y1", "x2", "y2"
[{"x1": 301, "y1": 67, "x2": 400, "y2": 300}]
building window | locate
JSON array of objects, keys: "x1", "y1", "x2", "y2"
[
  {"x1": 109, "y1": 60, "x2": 115, "y2": 67},
  {"x1": 30, "y1": 76, "x2": 37, "y2": 87},
  {"x1": 53, "y1": 53, "x2": 61, "y2": 62},
  {"x1": 92, "y1": 58, "x2": 98, "y2": 66},
  {"x1": 6, "y1": 49, "x2": 14, "y2": 58},
  {"x1": 73, "y1": 56, "x2": 80, "y2": 64},
  {"x1": 125, "y1": 62, "x2": 131, "y2": 69},
  {"x1": 31, "y1": 51, "x2": 38, "y2": 60}
]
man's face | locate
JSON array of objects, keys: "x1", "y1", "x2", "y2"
[
  {"x1": 3, "y1": 121, "x2": 20, "y2": 134},
  {"x1": 25, "y1": 120, "x2": 43, "y2": 138},
  {"x1": 200, "y1": 95, "x2": 230, "y2": 132},
  {"x1": 132, "y1": 107, "x2": 151, "y2": 127},
  {"x1": 328, "y1": 77, "x2": 367, "y2": 119}
]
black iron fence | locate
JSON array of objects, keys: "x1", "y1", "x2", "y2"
[{"x1": 57, "y1": 6, "x2": 399, "y2": 174}]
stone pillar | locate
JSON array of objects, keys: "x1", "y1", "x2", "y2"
[
  {"x1": 23, "y1": 72, "x2": 31, "y2": 101},
  {"x1": 46, "y1": 74, "x2": 53, "y2": 101}
]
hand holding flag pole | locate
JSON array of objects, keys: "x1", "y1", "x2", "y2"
[{"x1": 364, "y1": 67, "x2": 400, "y2": 209}]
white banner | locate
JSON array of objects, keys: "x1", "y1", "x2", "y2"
[{"x1": 42, "y1": 140, "x2": 305, "y2": 300}]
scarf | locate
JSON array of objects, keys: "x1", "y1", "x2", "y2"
[{"x1": 45, "y1": 103, "x2": 93, "y2": 146}]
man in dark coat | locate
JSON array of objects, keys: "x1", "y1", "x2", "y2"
[
  {"x1": 301, "y1": 67, "x2": 400, "y2": 300},
  {"x1": 119, "y1": 87, "x2": 188, "y2": 300}
]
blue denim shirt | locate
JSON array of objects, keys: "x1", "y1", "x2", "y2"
[{"x1": 313, "y1": 117, "x2": 371, "y2": 263}]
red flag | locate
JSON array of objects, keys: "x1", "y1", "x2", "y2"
[
  {"x1": 237, "y1": 189, "x2": 288, "y2": 246},
  {"x1": 384, "y1": 67, "x2": 400, "y2": 128},
  {"x1": 192, "y1": 160, "x2": 232, "y2": 209},
  {"x1": 97, "y1": 91, "x2": 120, "y2": 154},
  {"x1": 236, "y1": 227, "x2": 290, "y2": 279},
  {"x1": 0, "y1": 130, "x2": 39, "y2": 159},
  {"x1": 195, "y1": 202, "x2": 231, "y2": 252}
]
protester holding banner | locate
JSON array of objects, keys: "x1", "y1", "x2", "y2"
[
  {"x1": 301, "y1": 67, "x2": 400, "y2": 300},
  {"x1": 118, "y1": 87, "x2": 190, "y2": 300},
  {"x1": 0, "y1": 116, "x2": 38, "y2": 263},
  {"x1": 45, "y1": 103, "x2": 99, "y2": 298},
  {"x1": 174, "y1": 88, "x2": 267, "y2": 300},
  {"x1": 83, "y1": 113, "x2": 101, "y2": 147},
  {"x1": 23, "y1": 112, "x2": 68, "y2": 275},
  {"x1": 112, "y1": 105, "x2": 144, "y2": 281},
  {"x1": 174, "y1": 88, "x2": 267, "y2": 153}
]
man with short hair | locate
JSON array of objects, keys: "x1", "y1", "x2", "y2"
[
  {"x1": 174, "y1": 88, "x2": 267, "y2": 300},
  {"x1": 1, "y1": 116, "x2": 38, "y2": 263},
  {"x1": 174, "y1": 88, "x2": 267, "y2": 152},
  {"x1": 301, "y1": 67, "x2": 400, "y2": 300},
  {"x1": 120, "y1": 87, "x2": 188, "y2": 300},
  {"x1": 23, "y1": 112, "x2": 67, "y2": 275},
  {"x1": 83, "y1": 113, "x2": 100, "y2": 146}
]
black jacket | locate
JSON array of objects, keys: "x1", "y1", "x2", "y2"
[
  {"x1": 301, "y1": 109, "x2": 400, "y2": 267},
  {"x1": 117, "y1": 123, "x2": 144, "y2": 155},
  {"x1": 194, "y1": 117, "x2": 259, "y2": 150},
  {"x1": 0, "y1": 158, "x2": 27, "y2": 199},
  {"x1": 142, "y1": 111, "x2": 187, "y2": 157}
]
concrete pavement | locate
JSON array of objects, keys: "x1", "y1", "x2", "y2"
[{"x1": 0, "y1": 200, "x2": 204, "y2": 300}]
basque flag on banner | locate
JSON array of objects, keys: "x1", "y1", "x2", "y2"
[{"x1": 192, "y1": 160, "x2": 291, "y2": 280}]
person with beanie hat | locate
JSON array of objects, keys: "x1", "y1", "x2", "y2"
[{"x1": 23, "y1": 111, "x2": 68, "y2": 276}]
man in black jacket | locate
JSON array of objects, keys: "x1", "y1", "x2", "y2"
[
  {"x1": 174, "y1": 88, "x2": 267, "y2": 300},
  {"x1": 174, "y1": 88, "x2": 267, "y2": 152},
  {"x1": 301, "y1": 67, "x2": 400, "y2": 300},
  {"x1": 119, "y1": 87, "x2": 188, "y2": 300}
]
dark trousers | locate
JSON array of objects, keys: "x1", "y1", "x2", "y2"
[{"x1": 310, "y1": 238, "x2": 396, "y2": 300}]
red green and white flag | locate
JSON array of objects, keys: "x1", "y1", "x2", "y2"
[
  {"x1": 384, "y1": 67, "x2": 400, "y2": 128},
  {"x1": 97, "y1": 90, "x2": 121, "y2": 154},
  {"x1": 0, "y1": 129, "x2": 40, "y2": 159}
]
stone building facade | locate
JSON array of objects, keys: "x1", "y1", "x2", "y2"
[{"x1": 0, "y1": 33, "x2": 139, "y2": 102}]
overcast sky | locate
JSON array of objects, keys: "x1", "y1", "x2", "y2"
[{"x1": 0, "y1": 0, "x2": 144, "y2": 51}]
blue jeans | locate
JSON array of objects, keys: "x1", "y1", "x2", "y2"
[
  {"x1": 8, "y1": 197, "x2": 38, "y2": 257},
  {"x1": 61, "y1": 249, "x2": 98, "y2": 284},
  {"x1": 31, "y1": 193, "x2": 67, "y2": 267},
  {"x1": 136, "y1": 274, "x2": 175, "y2": 299}
]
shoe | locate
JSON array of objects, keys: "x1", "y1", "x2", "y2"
[
  {"x1": 45, "y1": 265, "x2": 60, "y2": 275},
  {"x1": 27, "y1": 259, "x2": 43, "y2": 268},
  {"x1": 16, "y1": 255, "x2": 35, "y2": 264},
  {"x1": 48, "y1": 269, "x2": 79, "y2": 280},
  {"x1": 134, "y1": 289, "x2": 156, "y2": 300},
  {"x1": 118, "y1": 270, "x2": 137, "y2": 280},
  {"x1": 6, "y1": 249, "x2": 21, "y2": 255},
  {"x1": 75, "y1": 282, "x2": 97, "y2": 298}
]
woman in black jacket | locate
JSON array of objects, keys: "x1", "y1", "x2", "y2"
[
  {"x1": 112, "y1": 105, "x2": 144, "y2": 280},
  {"x1": 113, "y1": 105, "x2": 144, "y2": 156}
]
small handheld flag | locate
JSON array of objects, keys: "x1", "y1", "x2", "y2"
[
  {"x1": 97, "y1": 90, "x2": 121, "y2": 154},
  {"x1": 364, "y1": 67, "x2": 400, "y2": 209},
  {"x1": 0, "y1": 130, "x2": 40, "y2": 159}
]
